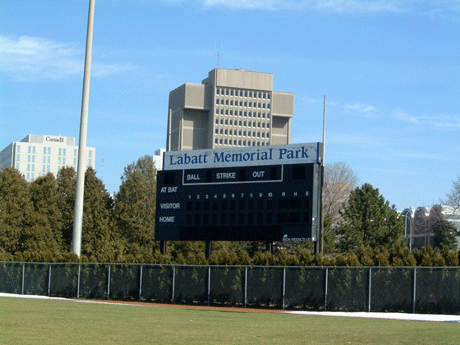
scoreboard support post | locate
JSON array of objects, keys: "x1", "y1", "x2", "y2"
[
  {"x1": 205, "y1": 241, "x2": 212, "y2": 259},
  {"x1": 160, "y1": 241, "x2": 167, "y2": 255}
]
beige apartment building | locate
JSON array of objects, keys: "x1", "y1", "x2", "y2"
[{"x1": 167, "y1": 68, "x2": 294, "y2": 151}]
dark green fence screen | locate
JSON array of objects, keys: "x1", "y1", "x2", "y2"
[{"x1": 1, "y1": 262, "x2": 459, "y2": 315}]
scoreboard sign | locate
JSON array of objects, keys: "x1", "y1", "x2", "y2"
[{"x1": 155, "y1": 143, "x2": 323, "y2": 242}]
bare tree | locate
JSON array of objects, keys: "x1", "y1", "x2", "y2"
[
  {"x1": 444, "y1": 175, "x2": 460, "y2": 211},
  {"x1": 321, "y1": 162, "x2": 358, "y2": 252}
]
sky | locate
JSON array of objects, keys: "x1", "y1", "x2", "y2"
[{"x1": 0, "y1": 0, "x2": 459, "y2": 211}]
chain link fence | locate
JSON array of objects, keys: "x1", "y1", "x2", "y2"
[{"x1": 1, "y1": 262, "x2": 459, "y2": 314}]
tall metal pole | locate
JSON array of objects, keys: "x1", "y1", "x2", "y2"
[
  {"x1": 72, "y1": 0, "x2": 95, "y2": 257},
  {"x1": 320, "y1": 95, "x2": 326, "y2": 254}
]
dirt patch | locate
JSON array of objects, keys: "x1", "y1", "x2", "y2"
[{"x1": 89, "y1": 299, "x2": 285, "y2": 314}]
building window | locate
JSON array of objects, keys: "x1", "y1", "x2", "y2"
[
  {"x1": 17, "y1": 145, "x2": 20, "y2": 153},
  {"x1": 88, "y1": 159, "x2": 92, "y2": 166}
]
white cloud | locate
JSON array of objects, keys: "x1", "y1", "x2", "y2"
[
  {"x1": 200, "y1": 0, "x2": 460, "y2": 14},
  {"x1": 0, "y1": 35, "x2": 138, "y2": 82},
  {"x1": 393, "y1": 108, "x2": 460, "y2": 128},
  {"x1": 344, "y1": 103, "x2": 378, "y2": 113},
  {"x1": 201, "y1": 0, "x2": 405, "y2": 12}
]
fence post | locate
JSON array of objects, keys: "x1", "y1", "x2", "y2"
[
  {"x1": 48, "y1": 264, "x2": 52, "y2": 296},
  {"x1": 324, "y1": 267, "x2": 329, "y2": 311},
  {"x1": 107, "y1": 264, "x2": 111, "y2": 300},
  {"x1": 207, "y1": 266, "x2": 211, "y2": 306},
  {"x1": 368, "y1": 268, "x2": 372, "y2": 312},
  {"x1": 171, "y1": 265, "x2": 176, "y2": 304},
  {"x1": 77, "y1": 264, "x2": 81, "y2": 299},
  {"x1": 282, "y1": 267, "x2": 286, "y2": 310},
  {"x1": 139, "y1": 265, "x2": 143, "y2": 302},
  {"x1": 22, "y1": 263, "x2": 25, "y2": 295},
  {"x1": 413, "y1": 267, "x2": 417, "y2": 314}
]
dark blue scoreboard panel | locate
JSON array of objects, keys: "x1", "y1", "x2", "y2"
[{"x1": 155, "y1": 163, "x2": 322, "y2": 242}]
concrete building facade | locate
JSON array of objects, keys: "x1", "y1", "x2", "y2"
[
  {"x1": 0, "y1": 134, "x2": 96, "y2": 183},
  {"x1": 166, "y1": 68, "x2": 294, "y2": 151}
]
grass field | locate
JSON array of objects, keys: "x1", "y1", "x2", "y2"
[{"x1": 0, "y1": 297, "x2": 459, "y2": 344}]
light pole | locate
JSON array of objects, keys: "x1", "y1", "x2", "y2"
[
  {"x1": 72, "y1": 0, "x2": 95, "y2": 258},
  {"x1": 401, "y1": 211, "x2": 414, "y2": 251}
]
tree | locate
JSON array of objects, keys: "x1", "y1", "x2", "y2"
[
  {"x1": 322, "y1": 162, "x2": 358, "y2": 252},
  {"x1": 0, "y1": 168, "x2": 32, "y2": 254},
  {"x1": 80, "y1": 167, "x2": 115, "y2": 260},
  {"x1": 337, "y1": 183, "x2": 404, "y2": 252},
  {"x1": 444, "y1": 175, "x2": 460, "y2": 210},
  {"x1": 433, "y1": 219, "x2": 459, "y2": 249},
  {"x1": 27, "y1": 173, "x2": 63, "y2": 255},
  {"x1": 56, "y1": 167, "x2": 77, "y2": 250},
  {"x1": 114, "y1": 155, "x2": 157, "y2": 256}
]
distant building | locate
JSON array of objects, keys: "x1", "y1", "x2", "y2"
[
  {"x1": 153, "y1": 148, "x2": 165, "y2": 171},
  {"x1": 0, "y1": 134, "x2": 96, "y2": 182},
  {"x1": 400, "y1": 205, "x2": 460, "y2": 250},
  {"x1": 166, "y1": 68, "x2": 294, "y2": 151}
]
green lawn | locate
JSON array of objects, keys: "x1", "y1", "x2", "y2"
[{"x1": 0, "y1": 297, "x2": 459, "y2": 344}]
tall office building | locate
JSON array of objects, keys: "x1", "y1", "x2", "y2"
[
  {"x1": 167, "y1": 68, "x2": 294, "y2": 151},
  {"x1": 0, "y1": 134, "x2": 96, "y2": 183}
]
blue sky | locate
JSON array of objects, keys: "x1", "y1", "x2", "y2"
[{"x1": 1, "y1": 0, "x2": 459, "y2": 210}]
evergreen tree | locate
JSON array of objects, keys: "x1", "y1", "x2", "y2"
[
  {"x1": 80, "y1": 167, "x2": 115, "y2": 260},
  {"x1": 0, "y1": 168, "x2": 32, "y2": 254},
  {"x1": 337, "y1": 183, "x2": 404, "y2": 252},
  {"x1": 27, "y1": 173, "x2": 63, "y2": 254},
  {"x1": 56, "y1": 167, "x2": 77, "y2": 250},
  {"x1": 433, "y1": 219, "x2": 459, "y2": 249},
  {"x1": 114, "y1": 155, "x2": 157, "y2": 256}
]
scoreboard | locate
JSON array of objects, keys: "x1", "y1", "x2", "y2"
[{"x1": 155, "y1": 143, "x2": 323, "y2": 242}]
